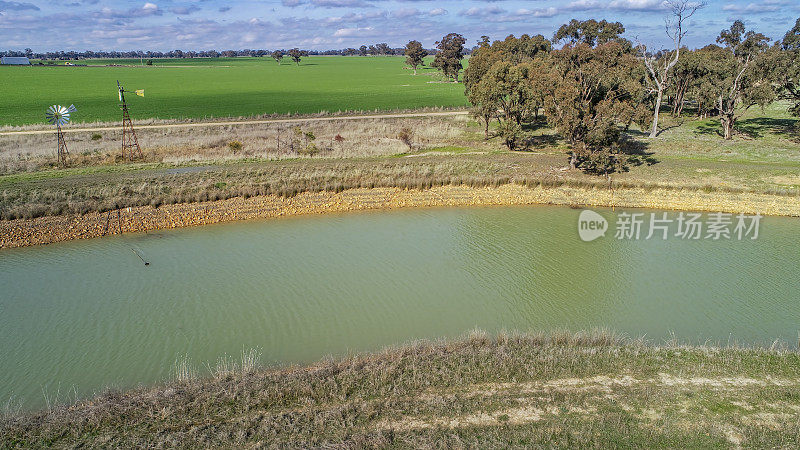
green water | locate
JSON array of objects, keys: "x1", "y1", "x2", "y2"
[{"x1": 1, "y1": 205, "x2": 798, "y2": 408}]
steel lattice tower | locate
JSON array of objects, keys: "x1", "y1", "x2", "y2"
[
  {"x1": 56, "y1": 124, "x2": 69, "y2": 166},
  {"x1": 118, "y1": 80, "x2": 143, "y2": 160}
]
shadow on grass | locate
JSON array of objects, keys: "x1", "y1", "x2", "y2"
[
  {"x1": 694, "y1": 121, "x2": 724, "y2": 137},
  {"x1": 694, "y1": 117, "x2": 799, "y2": 140},
  {"x1": 736, "y1": 117, "x2": 798, "y2": 140},
  {"x1": 655, "y1": 121, "x2": 685, "y2": 137},
  {"x1": 620, "y1": 137, "x2": 658, "y2": 167},
  {"x1": 524, "y1": 133, "x2": 559, "y2": 149}
]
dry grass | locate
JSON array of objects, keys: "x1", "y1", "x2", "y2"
[
  {"x1": 0, "y1": 116, "x2": 468, "y2": 174},
  {"x1": 3, "y1": 330, "x2": 800, "y2": 448},
  {"x1": 3, "y1": 150, "x2": 800, "y2": 221}
]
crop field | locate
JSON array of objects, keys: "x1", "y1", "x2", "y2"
[{"x1": 0, "y1": 56, "x2": 467, "y2": 126}]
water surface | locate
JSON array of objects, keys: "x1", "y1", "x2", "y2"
[{"x1": 1, "y1": 205, "x2": 798, "y2": 408}]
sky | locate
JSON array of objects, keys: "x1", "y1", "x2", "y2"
[{"x1": 1, "y1": 0, "x2": 798, "y2": 52}]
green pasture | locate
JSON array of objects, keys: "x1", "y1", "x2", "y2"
[{"x1": 0, "y1": 56, "x2": 467, "y2": 126}]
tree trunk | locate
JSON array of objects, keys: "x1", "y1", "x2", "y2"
[
  {"x1": 649, "y1": 88, "x2": 663, "y2": 138},
  {"x1": 569, "y1": 152, "x2": 577, "y2": 170},
  {"x1": 721, "y1": 114, "x2": 734, "y2": 140},
  {"x1": 483, "y1": 116, "x2": 489, "y2": 140},
  {"x1": 674, "y1": 81, "x2": 687, "y2": 117}
]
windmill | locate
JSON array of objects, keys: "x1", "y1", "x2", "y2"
[
  {"x1": 46, "y1": 104, "x2": 76, "y2": 167},
  {"x1": 117, "y1": 80, "x2": 144, "y2": 160}
]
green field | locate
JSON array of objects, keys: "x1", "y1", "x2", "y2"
[{"x1": 0, "y1": 57, "x2": 467, "y2": 126}]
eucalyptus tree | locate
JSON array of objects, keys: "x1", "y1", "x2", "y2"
[
  {"x1": 638, "y1": 0, "x2": 703, "y2": 137},
  {"x1": 553, "y1": 19, "x2": 627, "y2": 47},
  {"x1": 404, "y1": 40, "x2": 428, "y2": 75},
  {"x1": 684, "y1": 45, "x2": 728, "y2": 118},
  {"x1": 542, "y1": 38, "x2": 650, "y2": 173},
  {"x1": 772, "y1": 18, "x2": 800, "y2": 116},
  {"x1": 463, "y1": 34, "x2": 550, "y2": 145},
  {"x1": 713, "y1": 20, "x2": 774, "y2": 139},
  {"x1": 288, "y1": 48, "x2": 307, "y2": 65},
  {"x1": 432, "y1": 33, "x2": 466, "y2": 82},
  {"x1": 669, "y1": 47, "x2": 696, "y2": 116}
]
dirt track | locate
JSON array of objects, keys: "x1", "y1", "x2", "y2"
[{"x1": 0, "y1": 111, "x2": 469, "y2": 136}]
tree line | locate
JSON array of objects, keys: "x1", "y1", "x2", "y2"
[
  {"x1": 3, "y1": 43, "x2": 443, "y2": 61},
  {"x1": 410, "y1": 4, "x2": 800, "y2": 175}
]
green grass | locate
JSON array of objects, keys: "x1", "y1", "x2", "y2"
[
  {"x1": 1, "y1": 56, "x2": 467, "y2": 126},
  {"x1": 4, "y1": 331, "x2": 800, "y2": 447}
]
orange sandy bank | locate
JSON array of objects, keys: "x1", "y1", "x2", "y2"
[{"x1": 2, "y1": 184, "x2": 799, "y2": 249}]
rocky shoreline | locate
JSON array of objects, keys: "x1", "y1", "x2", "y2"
[{"x1": 2, "y1": 183, "x2": 799, "y2": 249}]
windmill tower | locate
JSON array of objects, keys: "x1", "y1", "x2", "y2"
[
  {"x1": 117, "y1": 80, "x2": 144, "y2": 160},
  {"x1": 45, "y1": 104, "x2": 76, "y2": 167}
]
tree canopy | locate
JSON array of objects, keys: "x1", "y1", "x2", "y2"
[
  {"x1": 432, "y1": 33, "x2": 466, "y2": 82},
  {"x1": 404, "y1": 40, "x2": 428, "y2": 75},
  {"x1": 543, "y1": 40, "x2": 650, "y2": 173},
  {"x1": 553, "y1": 19, "x2": 627, "y2": 47},
  {"x1": 458, "y1": 16, "x2": 796, "y2": 172},
  {"x1": 287, "y1": 48, "x2": 306, "y2": 65}
]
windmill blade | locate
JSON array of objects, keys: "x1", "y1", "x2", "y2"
[
  {"x1": 46, "y1": 105, "x2": 58, "y2": 124},
  {"x1": 45, "y1": 104, "x2": 75, "y2": 126}
]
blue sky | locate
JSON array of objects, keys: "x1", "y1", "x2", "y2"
[{"x1": 1, "y1": 0, "x2": 798, "y2": 52}]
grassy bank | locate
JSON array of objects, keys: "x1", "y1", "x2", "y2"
[
  {"x1": 1, "y1": 103, "x2": 798, "y2": 246},
  {"x1": 3, "y1": 331, "x2": 800, "y2": 447}
]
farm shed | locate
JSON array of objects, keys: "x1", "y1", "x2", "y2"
[{"x1": 1, "y1": 56, "x2": 31, "y2": 65}]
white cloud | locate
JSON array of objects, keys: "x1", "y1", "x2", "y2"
[
  {"x1": 333, "y1": 26, "x2": 375, "y2": 37},
  {"x1": 567, "y1": 0, "x2": 668, "y2": 11}
]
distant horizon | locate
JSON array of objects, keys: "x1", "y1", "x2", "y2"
[{"x1": 1, "y1": 0, "x2": 798, "y2": 53}]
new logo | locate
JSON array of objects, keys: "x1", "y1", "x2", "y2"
[{"x1": 578, "y1": 210, "x2": 608, "y2": 242}]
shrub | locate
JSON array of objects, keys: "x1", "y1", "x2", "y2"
[
  {"x1": 91, "y1": 133, "x2": 102, "y2": 141},
  {"x1": 298, "y1": 143, "x2": 319, "y2": 156},
  {"x1": 398, "y1": 127, "x2": 414, "y2": 149},
  {"x1": 499, "y1": 121, "x2": 522, "y2": 151},
  {"x1": 228, "y1": 141, "x2": 243, "y2": 153}
]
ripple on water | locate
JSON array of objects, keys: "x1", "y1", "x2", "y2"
[{"x1": 1, "y1": 205, "x2": 799, "y2": 408}]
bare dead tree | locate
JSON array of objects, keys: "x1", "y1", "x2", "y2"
[{"x1": 639, "y1": 0, "x2": 704, "y2": 138}]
